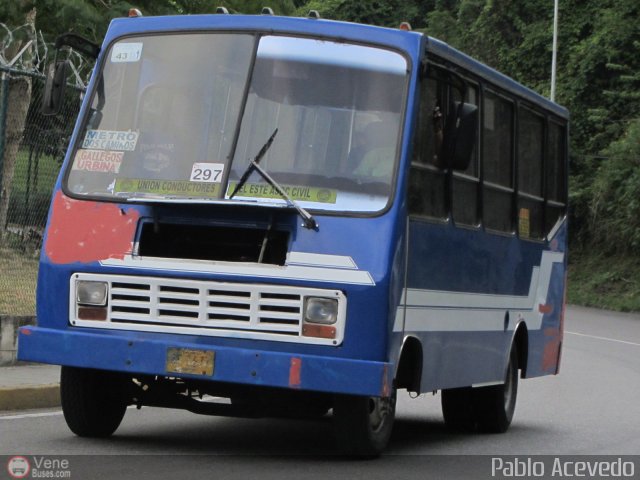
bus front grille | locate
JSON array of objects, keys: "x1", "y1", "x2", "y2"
[{"x1": 70, "y1": 273, "x2": 345, "y2": 345}]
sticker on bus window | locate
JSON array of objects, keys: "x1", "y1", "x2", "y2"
[
  {"x1": 82, "y1": 130, "x2": 139, "y2": 151},
  {"x1": 227, "y1": 183, "x2": 337, "y2": 204},
  {"x1": 519, "y1": 208, "x2": 530, "y2": 238},
  {"x1": 114, "y1": 178, "x2": 221, "y2": 197},
  {"x1": 111, "y1": 43, "x2": 143, "y2": 63},
  {"x1": 190, "y1": 163, "x2": 224, "y2": 183},
  {"x1": 72, "y1": 149, "x2": 124, "y2": 173}
]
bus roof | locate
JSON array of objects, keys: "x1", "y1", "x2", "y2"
[
  {"x1": 105, "y1": 14, "x2": 423, "y2": 61},
  {"x1": 425, "y1": 36, "x2": 569, "y2": 119},
  {"x1": 105, "y1": 13, "x2": 567, "y2": 119}
]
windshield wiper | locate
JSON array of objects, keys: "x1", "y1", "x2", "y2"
[{"x1": 229, "y1": 129, "x2": 318, "y2": 230}]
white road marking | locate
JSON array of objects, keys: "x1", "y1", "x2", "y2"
[
  {"x1": 566, "y1": 331, "x2": 640, "y2": 347},
  {"x1": 0, "y1": 410, "x2": 63, "y2": 420},
  {"x1": 0, "y1": 405, "x2": 138, "y2": 421}
]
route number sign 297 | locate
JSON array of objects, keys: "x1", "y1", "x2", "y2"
[{"x1": 190, "y1": 163, "x2": 225, "y2": 183}]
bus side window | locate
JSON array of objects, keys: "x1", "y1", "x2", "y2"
[
  {"x1": 517, "y1": 107, "x2": 545, "y2": 239},
  {"x1": 545, "y1": 121, "x2": 567, "y2": 234},
  {"x1": 408, "y1": 77, "x2": 447, "y2": 220},
  {"x1": 482, "y1": 90, "x2": 514, "y2": 233},
  {"x1": 451, "y1": 84, "x2": 479, "y2": 227}
]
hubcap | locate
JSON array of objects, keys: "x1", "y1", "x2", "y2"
[{"x1": 368, "y1": 394, "x2": 395, "y2": 432}]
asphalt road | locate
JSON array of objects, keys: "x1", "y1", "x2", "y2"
[{"x1": 1, "y1": 306, "x2": 639, "y2": 479}]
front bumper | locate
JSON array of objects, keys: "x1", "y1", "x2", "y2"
[{"x1": 17, "y1": 327, "x2": 391, "y2": 397}]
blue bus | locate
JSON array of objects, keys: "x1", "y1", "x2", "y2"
[{"x1": 19, "y1": 10, "x2": 568, "y2": 455}]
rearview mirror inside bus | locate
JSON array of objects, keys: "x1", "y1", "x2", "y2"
[
  {"x1": 41, "y1": 60, "x2": 70, "y2": 116},
  {"x1": 444, "y1": 101, "x2": 478, "y2": 171}
]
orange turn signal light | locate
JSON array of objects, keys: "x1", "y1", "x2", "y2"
[
  {"x1": 77, "y1": 306, "x2": 108, "y2": 321},
  {"x1": 302, "y1": 323, "x2": 336, "y2": 339}
]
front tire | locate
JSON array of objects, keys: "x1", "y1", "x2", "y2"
[
  {"x1": 60, "y1": 366, "x2": 129, "y2": 437},
  {"x1": 333, "y1": 391, "x2": 396, "y2": 456}
]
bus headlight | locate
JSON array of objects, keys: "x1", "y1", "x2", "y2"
[
  {"x1": 304, "y1": 297, "x2": 338, "y2": 325},
  {"x1": 76, "y1": 281, "x2": 108, "y2": 306}
]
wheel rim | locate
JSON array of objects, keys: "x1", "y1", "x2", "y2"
[{"x1": 368, "y1": 394, "x2": 395, "y2": 433}]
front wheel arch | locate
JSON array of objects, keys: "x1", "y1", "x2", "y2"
[{"x1": 394, "y1": 336, "x2": 423, "y2": 393}]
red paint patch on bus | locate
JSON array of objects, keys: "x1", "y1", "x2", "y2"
[
  {"x1": 541, "y1": 327, "x2": 561, "y2": 372},
  {"x1": 381, "y1": 364, "x2": 391, "y2": 397},
  {"x1": 45, "y1": 191, "x2": 140, "y2": 264},
  {"x1": 538, "y1": 303, "x2": 554, "y2": 315},
  {"x1": 289, "y1": 357, "x2": 302, "y2": 388}
]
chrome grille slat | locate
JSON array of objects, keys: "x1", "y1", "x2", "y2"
[
  {"x1": 258, "y1": 299, "x2": 300, "y2": 308},
  {"x1": 111, "y1": 299, "x2": 152, "y2": 308},
  {"x1": 207, "y1": 306, "x2": 251, "y2": 316},
  {"x1": 207, "y1": 295, "x2": 252, "y2": 305},
  {"x1": 259, "y1": 312, "x2": 300, "y2": 321},
  {"x1": 156, "y1": 292, "x2": 201, "y2": 300}
]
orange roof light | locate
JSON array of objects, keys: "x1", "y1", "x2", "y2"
[
  {"x1": 399, "y1": 22, "x2": 412, "y2": 31},
  {"x1": 128, "y1": 8, "x2": 143, "y2": 17}
]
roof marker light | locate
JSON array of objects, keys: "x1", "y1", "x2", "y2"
[
  {"x1": 399, "y1": 22, "x2": 412, "y2": 31},
  {"x1": 216, "y1": 6, "x2": 229, "y2": 14},
  {"x1": 308, "y1": 10, "x2": 320, "y2": 19},
  {"x1": 128, "y1": 8, "x2": 142, "y2": 18},
  {"x1": 261, "y1": 7, "x2": 274, "y2": 15}
]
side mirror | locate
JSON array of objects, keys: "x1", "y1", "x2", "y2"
[
  {"x1": 442, "y1": 101, "x2": 478, "y2": 171},
  {"x1": 41, "y1": 60, "x2": 70, "y2": 116},
  {"x1": 41, "y1": 33, "x2": 100, "y2": 116}
]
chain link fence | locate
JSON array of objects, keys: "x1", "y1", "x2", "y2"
[{"x1": 0, "y1": 66, "x2": 84, "y2": 315}]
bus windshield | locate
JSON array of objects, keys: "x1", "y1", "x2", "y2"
[{"x1": 66, "y1": 33, "x2": 409, "y2": 213}]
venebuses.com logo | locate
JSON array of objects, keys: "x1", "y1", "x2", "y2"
[
  {"x1": 6, "y1": 457, "x2": 30, "y2": 479},
  {"x1": 6, "y1": 456, "x2": 71, "y2": 479}
]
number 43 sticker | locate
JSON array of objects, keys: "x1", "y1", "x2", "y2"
[{"x1": 190, "y1": 163, "x2": 224, "y2": 183}]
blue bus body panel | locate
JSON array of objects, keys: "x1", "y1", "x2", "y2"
[{"x1": 401, "y1": 219, "x2": 567, "y2": 391}]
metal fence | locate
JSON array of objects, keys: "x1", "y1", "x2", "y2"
[{"x1": 0, "y1": 66, "x2": 84, "y2": 315}]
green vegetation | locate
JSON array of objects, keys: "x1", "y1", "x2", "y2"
[
  {"x1": 568, "y1": 250, "x2": 640, "y2": 312},
  {"x1": 0, "y1": 246, "x2": 39, "y2": 315},
  {"x1": 8, "y1": 150, "x2": 60, "y2": 225},
  {"x1": 0, "y1": 151, "x2": 55, "y2": 315}
]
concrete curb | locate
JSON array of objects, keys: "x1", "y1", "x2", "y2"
[{"x1": 0, "y1": 384, "x2": 60, "y2": 411}]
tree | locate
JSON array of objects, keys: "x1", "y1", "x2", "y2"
[{"x1": 584, "y1": 118, "x2": 640, "y2": 252}]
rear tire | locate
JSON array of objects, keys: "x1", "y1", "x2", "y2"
[
  {"x1": 60, "y1": 366, "x2": 129, "y2": 437},
  {"x1": 474, "y1": 346, "x2": 519, "y2": 433},
  {"x1": 333, "y1": 391, "x2": 396, "y2": 456},
  {"x1": 441, "y1": 387, "x2": 475, "y2": 432},
  {"x1": 441, "y1": 345, "x2": 519, "y2": 433}
]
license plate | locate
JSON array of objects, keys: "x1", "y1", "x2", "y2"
[{"x1": 166, "y1": 348, "x2": 215, "y2": 376}]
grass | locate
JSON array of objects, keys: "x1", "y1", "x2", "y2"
[
  {"x1": 568, "y1": 248, "x2": 640, "y2": 312},
  {"x1": 11, "y1": 149, "x2": 61, "y2": 196},
  {"x1": 0, "y1": 245, "x2": 39, "y2": 316},
  {"x1": 0, "y1": 149, "x2": 58, "y2": 316}
]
